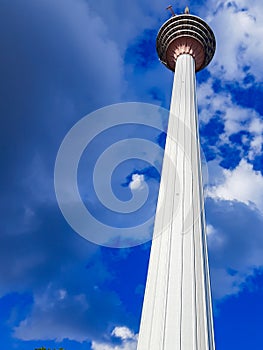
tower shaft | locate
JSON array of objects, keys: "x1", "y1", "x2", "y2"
[{"x1": 137, "y1": 54, "x2": 215, "y2": 350}]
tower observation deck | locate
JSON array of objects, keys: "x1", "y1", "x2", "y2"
[
  {"x1": 137, "y1": 10, "x2": 216, "y2": 350},
  {"x1": 156, "y1": 13, "x2": 216, "y2": 71}
]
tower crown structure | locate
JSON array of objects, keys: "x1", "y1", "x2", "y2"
[{"x1": 156, "y1": 14, "x2": 216, "y2": 71}]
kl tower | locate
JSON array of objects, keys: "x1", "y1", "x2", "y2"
[{"x1": 137, "y1": 7, "x2": 216, "y2": 350}]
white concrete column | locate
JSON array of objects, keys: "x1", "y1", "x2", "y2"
[{"x1": 137, "y1": 54, "x2": 215, "y2": 350}]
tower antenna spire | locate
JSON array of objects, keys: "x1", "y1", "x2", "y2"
[
  {"x1": 166, "y1": 5, "x2": 176, "y2": 16},
  {"x1": 184, "y1": 6, "x2": 190, "y2": 14}
]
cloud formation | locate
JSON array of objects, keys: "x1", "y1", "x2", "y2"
[
  {"x1": 206, "y1": 198, "x2": 263, "y2": 299},
  {"x1": 208, "y1": 159, "x2": 263, "y2": 212},
  {"x1": 208, "y1": 0, "x2": 263, "y2": 83},
  {"x1": 91, "y1": 326, "x2": 138, "y2": 350}
]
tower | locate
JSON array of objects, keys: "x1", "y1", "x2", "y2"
[{"x1": 137, "y1": 9, "x2": 216, "y2": 350}]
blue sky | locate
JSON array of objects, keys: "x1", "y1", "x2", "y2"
[{"x1": 1, "y1": 0, "x2": 263, "y2": 349}]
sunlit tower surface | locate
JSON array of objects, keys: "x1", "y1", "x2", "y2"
[{"x1": 137, "y1": 8, "x2": 216, "y2": 350}]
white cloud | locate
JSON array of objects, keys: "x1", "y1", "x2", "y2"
[
  {"x1": 14, "y1": 288, "x2": 90, "y2": 342},
  {"x1": 206, "y1": 224, "x2": 217, "y2": 236},
  {"x1": 12, "y1": 251, "x2": 127, "y2": 343},
  {"x1": 129, "y1": 174, "x2": 145, "y2": 191},
  {"x1": 208, "y1": 159, "x2": 263, "y2": 212},
  {"x1": 112, "y1": 326, "x2": 135, "y2": 340},
  {"x1": 206, "y1": 198, "x2": 263, "y2": 299},
  {"x1": 206, "y1": 158, "x2": 263, "y2": 300},
  {"x1": 91, "y1": 326, "x2": 138, "y2": 350},
  {"x1": 249, "y1": 118, "x2": 263, "y2": 134},
  {"x1": 198, "y1": 79, "x2": 262, "y2": 135},
  {"x1": 248, "y1": 119, "x2": 263, "y2": 159},
  {"x1": 197, "y1": 78, "x2": 263, "y2": 162},
  {"x1": 208, "y1": 0, "x2": 263, "y2": 82},
  {"x1": 248, "y1": 134, "x2": 263, "y2": 160},
  {"x1": 58, "y1": 289, "x2": 67, "y2": 300},
  {"x1": 210, "y1": 265, "x2": 247, "y2": 299}
]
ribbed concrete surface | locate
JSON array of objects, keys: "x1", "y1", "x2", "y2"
[{"x1": 137, "y1": 54, "x2": 215, "y2": 350}]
